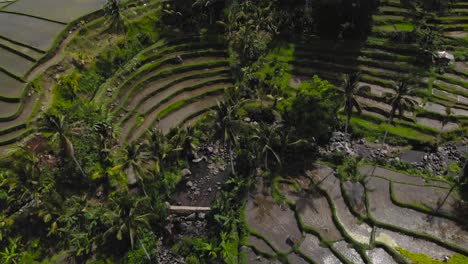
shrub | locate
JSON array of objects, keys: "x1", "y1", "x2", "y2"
[
  {"x1": 185, "y1": 255, "x2": 201, "y2": 264},
  {"x1": 279, "y1": 75, "x2": 339, "y2": 143},
  {"x1": 124, "y1": 232, "x2": 159, "y2": 264},
  {"x1": 237, "y1": 101, "x2": 276, "y2": 124},
  {"x1": 448, "y1": 162, "x2": 461, "y2": 176},
  {"x1": 338, "y1": 156, "x2": 365, "y2": 182}
]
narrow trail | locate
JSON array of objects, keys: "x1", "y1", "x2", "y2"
[
  {"x1": 0, "y1": 25, "x2": 84, "y2": 156},
  {"x1": 26, "y1": 29, "x2": 77, "y2": 82}
]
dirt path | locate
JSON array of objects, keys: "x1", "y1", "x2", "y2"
[
  {"x1": 25, "y1": 29, "x2": 79, "y2": 113},
  {"x1": 0, "y1": 24, "x2": 86, "y2": 156},
  {"x1": 26, "y1": 30, "x2": 76, "y2": 82}
]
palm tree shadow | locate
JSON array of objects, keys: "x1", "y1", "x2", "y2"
[{"x1": 295, "y1": 190, "x2": 321, "y2": 215}]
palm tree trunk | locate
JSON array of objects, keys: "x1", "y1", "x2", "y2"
[
  {"x1": 430, "y1": 183, "x2": 457, "y2": 221},
  {"x1": 437, "y1": 125, "x2": 444, "y2": 146},
  {"x1": 437, "y1": 120, "x2": 447, "y2": 146},
  {"x1": 63, "y1": 137, "x2": 87, "y2": 178},
  {"x1": 229, "y1": 143, "x2": 236, "y2": 175},
  {"x1": 345, "y1": 111, "x2": 351, "y2": 135},
  {"x1": 72, "y1": 155, "x2": 87, "y2": 178},
  {"x1": 382, "y1": 107, "x2": 396, "y2": 146},
  {"x1": 139, "y1": 237, "x2": 151, "y2": 261}
]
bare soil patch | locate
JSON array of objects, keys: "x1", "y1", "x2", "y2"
[{"x1": 245, "y1": 192, "x2": 302, "y2": 252}]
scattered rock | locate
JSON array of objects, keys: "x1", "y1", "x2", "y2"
[
  {"x1": 186, "y1": 213, "x2": 197, "y2": 221},
  {"x1": 198, "y1": 213, "x2": 206, "y2": 220},
  {"x1": 186, "y1": 181, "x2": 193, "y2": 188},
  {"x1": 192, "y1": 156, "x2": 208, "y2": 163},
  {"x1": 286, "y1": 236, "x2": 298, "y2": 247},
  {"x1": 181, "y1": 168, "x2": 192, "y2": 177}
]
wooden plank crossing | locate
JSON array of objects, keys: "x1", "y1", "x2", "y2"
[{"x1": 169, "y1": 205, "x2": 211, "y2": 213}]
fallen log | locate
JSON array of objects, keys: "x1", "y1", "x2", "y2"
[{"x1": 169, "y1": 205, "x2": 211, "y2": 214}]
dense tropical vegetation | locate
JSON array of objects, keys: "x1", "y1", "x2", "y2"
[{"x1": 0, "y1": 0, "x2": 467, "y2": 263}]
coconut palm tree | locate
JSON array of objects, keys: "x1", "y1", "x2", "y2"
[
  {"x1": 94, "y1": 121, "x2": 116, "y2": 164},
  {"x1": 177, "y1": 126, "x2": 197, "y2": 160},
  {"x1": 144, "y1": 128, "x2": 178, "y2": 174},
  {"x1": 251, "y1": 123, "x2": 282, "y2": 172},
  {"x1": 38, "y1": 112, "x2": 86, "y2": 178},
  {"x1": 212, "y1": 100, "x2": 239, "y2": 174},
  {"x1": 116, "y1": 142, "x2": 150, "y2": 185},
  {"x1": 104, "y1": 0, "x2": 125, "y2": 34},
  {"x1": 277, "y1": 124, "x2": 312, "y2": 166},
  {"x1": 192, "y1": 0, "x2": 224, "y2": 25},
  {"x1": 338, "y1": 72, "x2": 370, "y2": 134},
  {"x1": 381, "y1": 80, "x2": 418, "y2": 145},
  {"x1": 103, "y1": 195, "x2": 155, "y2": 249},
  {"x1": 8, "y1": 146, "x2": 42, "y2": 200},
  {"x1": 432, "y1": 160, "x2": 467, "y2": 219}
]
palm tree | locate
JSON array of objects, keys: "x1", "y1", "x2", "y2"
[
  {"x1": 117, "y1": 142, "x2": 150, "y2": 185},
  {"x1": 104, "y1": 0, "x2": 125, "y2": 34},
  {"x1": 381, "y1": 80, "x2": 418, "y2": 145},
  {"x1": 38, "y1": 112, "x2": 86, "y2": 177},
  {"x1": 338, "y1": 72, "x2": 370, "y2": 134},
  {"x1": 144, "y1": 128, "x2": 176, "y2": 174},
  {"x1": 94, "y1": 121, "x2": 116, "y2": 164},
  {"x1": 176, "y1": 127, "x2": 197, "y2": 161},
  {"x1": 213, "y1": 101, "x2": 239, "y2": 174},
  {"x1": 7, "y1": 146, "x2": 42, "y2": 201},
  {"x1": 103, "y1": 195, "x2": 155, "y2": 249},
  {"x1": 432, "y1": 160, "x2": 467, "y2": 219},
  {"x1": 251, "y1": 123, "x2": 282, "y2": 172},
  {"x1": 192, "y1": 0, "x2": 224, "y2": 25},
  {"x1": 278, "y1": 125, "x2": 311, "y2": 166}
]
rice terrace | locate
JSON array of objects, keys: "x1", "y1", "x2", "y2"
[{"x1": 0, "y1": 0, "x2": 467, "y2": 263}]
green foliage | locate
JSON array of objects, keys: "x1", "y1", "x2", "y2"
[
  {"x1": 338, "y1": 157, "x2": 365, "y2": 182},
  {"x1": 448, "y1": 162, "x2": 461, "y2": 175},
  {"x1": 185, "y1": 255, "x2": 201, "y2": 264},
  {"x1": 172, "y1": 237, "x2": 219, "y2": 261},
  {"x1": 280, "y1": 75, "x2": 339, "y2": 143},
  {"x1": 237, "y1": 43, "x2": 294, "y2": 98},
  {"x1": 124, "y1": 232, "x2": 158, "y2": 264},
  {"x1": 397, "y1": 247, "x2": 468, "y2": 264},
  {"x1": 312, "y1": 0, "x2": 378, "y2": 39},
  {"x1": 237, "y1": 101, "x2": 275, "y2": 123},
  {"x1": 322, "y1": 151, "x2": 346, "y2": 166},
  {"x1": 401, "y1": 0, "x2": 456, "y2": 13},
  {"x1": 225, "y1": 0, "x2": 276, "y2": 66},
  {"x1": 161, "y1": 0, "x2": 226, "y2": 32},
  {"x1": 0, "y1": 238, "x2": 20, "y2": 264},
  {"x1": 349, "y1": 115, "x2": 435, "y2": 146}
]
